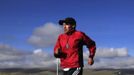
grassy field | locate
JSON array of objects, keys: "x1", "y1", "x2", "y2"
[{"x1": 0, "y1": 68, "x2": 133, "y2": 75}]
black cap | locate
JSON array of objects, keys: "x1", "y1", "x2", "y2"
[{"x1": 58, "y1": 17, "x2": 76, "y2": 25}]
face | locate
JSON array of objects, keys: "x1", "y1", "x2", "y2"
[{"x1": 63, "y1": 23, "x2": 73, "y2": 34}]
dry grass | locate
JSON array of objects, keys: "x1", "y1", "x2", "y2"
[{"x1": 0, "y1": 68, "x2": 133, "y2": 75}]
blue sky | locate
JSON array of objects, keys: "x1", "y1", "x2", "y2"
[{"x1": 0, "y1": 0, "x2": 134, "y2": 54}]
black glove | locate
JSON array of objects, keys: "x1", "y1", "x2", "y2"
[{"x1": 54, "y1": 48, "x2": 62, "y2": 58}]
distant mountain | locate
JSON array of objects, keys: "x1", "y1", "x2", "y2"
[{"x1": 0, "y1": 68, "x2": 133, "y2": 75}]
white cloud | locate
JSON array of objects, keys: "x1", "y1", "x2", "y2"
[
  {"x1": 0, "y1": 43, "x2": 27, "y2": 61},
  {"x1": 84, "y1": 48, "x2": 128, "y2": 60},
  {"x1": 1, "y1": 22, "x2": 134, "y2": 69},
  {"x1": 0, "y1": 43, "x2": 134, "y2": 69},
  {"x1": 0, "y1": 43, "x2": 56, "y2": 68},
  {"x1": 95, "y1": 48, "x2": 128, "y2": 57},
  {"x1": 33, "y1": 48, "x2": 44, "y2": 56},
  {"x1": 86, "y1": 57, "x2": 134, "y2": 69},
  {"x1": 84, "y1": 48, "x2": 134, "y2": 69},
  {"x1": 28, "y1": 23, "x2": 63, "y2": 48}
]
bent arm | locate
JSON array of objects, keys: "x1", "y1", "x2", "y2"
[
  {"x1": 54, "y1": 36, "x2": 61, "y2": 58},
  {"x1": 82, "y1": 33, "x2": 96, "y2": 59}
]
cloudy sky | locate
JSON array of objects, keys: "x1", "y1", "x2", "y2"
[{"x1": 0, "y1": 0, "x2": 134, "y2": 69}]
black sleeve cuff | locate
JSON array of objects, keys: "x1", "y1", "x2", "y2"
[
  {"x1": 89, "y1": 55, "x2": 94, "y2": 59},
  {"x1": 54, "y1": 53, "x2": 61, "y2": 58}
]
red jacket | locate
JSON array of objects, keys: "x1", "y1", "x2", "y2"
[{"x1": 54, "y1": 30, "x2": 96, "y2": 68}]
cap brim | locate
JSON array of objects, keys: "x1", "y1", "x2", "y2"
[{"x1": 58, "y1": 20, "x2": 65, "y2": 25}]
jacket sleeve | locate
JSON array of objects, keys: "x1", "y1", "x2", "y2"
[
  {"x1": 82, "y1": 33, "x2": 96, "y2": 59},
  {"x1": 54, "y1": 35, "x2": 61, "y2": 58}
]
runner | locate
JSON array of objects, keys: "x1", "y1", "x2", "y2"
[{"x1": 54, "y1": 17, "x2": 96, "y2": 75}]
